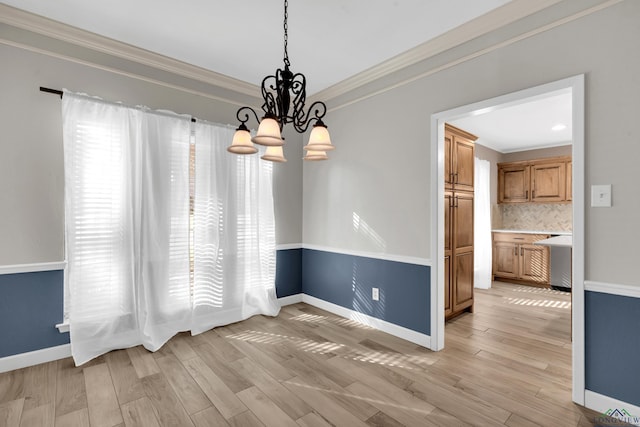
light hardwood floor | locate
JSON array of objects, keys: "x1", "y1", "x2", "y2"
[{"x1": 1, "y1": 282, "x2": 603, "y2": 426}]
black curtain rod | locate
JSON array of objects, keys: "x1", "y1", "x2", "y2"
[
  {"x1": 39, "y1": 86, "x2": 197, "y2": 122},
  {"x1": 40, "y1": 86, "x2": 63, "y2": 98}
]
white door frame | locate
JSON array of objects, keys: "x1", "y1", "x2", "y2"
[{"x1": 429, "y1": 74, "x2": 585, "y2": 405}]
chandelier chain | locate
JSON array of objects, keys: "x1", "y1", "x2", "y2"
[{"x1": 283, "y1": 0, "x2": 290, "y2": 67}]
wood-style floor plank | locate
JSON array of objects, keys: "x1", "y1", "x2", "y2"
[
  {"x1": 155, "y1": 355, "x2": 211, "y2": 415},
  {"x1": 105, "y1": 351, "x2": 146, "y2": 406},
  {"x1": 125, "y1": 347, "x2": 159, "y2": 379},
  {"x1": 141, "y1": 373, "x2": 194, "y2": 427},
  {"x1": 54, "y1": 408, "x2": 90, "y2": 427},
  {"x1": 2, "y1": 281, "x2": 608, "y2": 427},
  {"x1": 295, "y1": 412, "x2": 333, "y2": 427},
  {"x1": 190, "y1": 406, "x2": 230, "y2": 427},
  {"x1": 55, "y1": 358, "x2": 87, "y2": 418},
  {"x1": 120, "y1": 397, "x2": 160, "y2": 427},
  {"x1": 230, "y1": 357, "x2": 312, "y2": 420},
  {"x1": 0, "y1": 398, "x2": 24, "y2": 427},
  {"x1": 19, "y1": 402, "x2": 54, "y2": 427},
  {"x1": 182, "y1": 357, "x2": 246, "y2": 420},
  {"x1": 22, "y1": 362, "x2": 57, "y2": 411},
  {"x1": 83, "y1": 363, "x2": 123, "y2": 427},
  {"x1": 235, "y1": 386, "x2": 299, "y2": 427}
]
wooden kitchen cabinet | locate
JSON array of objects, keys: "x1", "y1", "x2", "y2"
[
  {"x1": 444, "y1": 124, "x2": 477, "y2": 320},
  {"x1": 498, "y1": 163, "x2": 530, "y2": 203},
  {"x1": 530, "y1": 161, "x2": 566, "y2": 202},
  {"x1": 445, "y1": 191, "x2": 475, "y2": 319},
  {"x1": 492, "y1": 232, "x2": 550, "y2": 286},
  {"x1": 498, "y1": 156, "x2": 571, "y2": 204},
  {"x1": 445, "y1": 124, "x2": 476, "y2": 192}
]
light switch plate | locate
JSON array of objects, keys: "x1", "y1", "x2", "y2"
[
  {"x1": 591, "y1": 184, "x2": 612, "y2": 207},
  {"x1": 372, "y1": 288, "x2": 379, "y2": 301}
]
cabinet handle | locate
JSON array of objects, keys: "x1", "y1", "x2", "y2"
[
  {"x1": 454, "y1": 196, "x2": 458, "y2": 208},
  {"x1": 525, "y1": 190, "x2": 528, "y2": 199},
  {"x1": 514, "y1": 247, "x2": 517, "y2": 256},
  {"x1": 453, "y1": 172, "x2": 458, "y2": 184},
  {"x1": 532, "y1": 190, "x2": 535, "y2": 199},
  {"x1": 521, "y1": 247, "x2": 524, "y2": 256}
]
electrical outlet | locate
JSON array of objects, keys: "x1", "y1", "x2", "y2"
[{"x1": 372, "y1": 288, "x2": 379, "y2": 301}]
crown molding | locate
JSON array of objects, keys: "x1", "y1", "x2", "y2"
[
  {"x1": 312, "y1": 0, "x2": 564, "y2": 102},
  {"x1": 0, "y1": 3, "x2": 259, "y2": 98}
]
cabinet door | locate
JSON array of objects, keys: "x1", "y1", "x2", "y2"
[
  {"x1": 498, "y1": 165, "x2": 530, "y2": 203},
  {"x1": 493, "y1": 242, "x2": 518, "y2": 278},
  {"x1": 453, "y1": 192, "x2": 474, "y2": 252},
  {"x1": 452, "y1": 192, "x2": 474, "y2": 313},
  {"x1": 519, "y1": 244, "x2": 550, "y2": 283},
  {"x1": 453, "y1": 251, "x2": 474, "y2": 313},
  {"x1": 445, "y1": 133, "x2": 453, "y2": 190},
  {"x1": 444, "y1": 192, "x2": 453, "y2": 317},
  {"x1": 566, "y1": 161, "x2": 572, "y2": 201},
  {"x1": 444, "y1": 254, "x2": 452, "y2": 317},
  {"x1": 453, "y1": 136, "x2": 475, "y2": 192},
  {"x1": 531, "y1": 162, "x2": 566, "y2": 202}
]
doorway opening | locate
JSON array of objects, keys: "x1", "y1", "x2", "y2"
[{"x1": 430, "y1": 75, "x2": 585, "y2": 404}]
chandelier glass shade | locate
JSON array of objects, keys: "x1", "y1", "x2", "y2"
[{"x1": 227, "y1": 0, "x2": 334, "y2": 162}]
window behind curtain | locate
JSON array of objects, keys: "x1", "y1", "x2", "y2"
[{"x1": 63, "y1": 107, "x2": 137, "y2": 324}]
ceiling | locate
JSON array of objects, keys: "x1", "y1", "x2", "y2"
[
  {"x1": 451, "y1": 90, "x2": 573, "y2": 153},
  {"x1": 3, "y1": 0, "x2": 512, "y2": 94}
]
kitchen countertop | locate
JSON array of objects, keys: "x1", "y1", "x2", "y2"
[
  {"x1": 492, "y1": 229, "x2": 572, "y2": 236},
  {"x1": 534, "y1": 235, "x2": 573, "y2": 247}
]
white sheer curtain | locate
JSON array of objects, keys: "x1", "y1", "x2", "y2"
[
  {"x1": 474, "y1": 157, "x2": 492, "y2": 289},
  {"x1": 192, "y1": 123, "x2": 279, "y2": 334},
  {"x1": 63, "y1": 92, "x2": 278, "y2": 365}
]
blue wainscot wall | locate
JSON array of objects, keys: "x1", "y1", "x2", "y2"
[
  {"x1": 301, "y1": 249, "x2": 430, "y2": 335},
  {"x1": 275, "y1": 248, "x2": 302, "y2": 298},
  {"x1": 585, "y1": 291, "x2": 640, "y2": 407},
  {"x1": 0, "y1": 270, "x2": 69, "y2": 358}
]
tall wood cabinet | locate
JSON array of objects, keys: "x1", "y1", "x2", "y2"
[{"x1": 444, "y1": 124, "x2": 477, "y2": 319}]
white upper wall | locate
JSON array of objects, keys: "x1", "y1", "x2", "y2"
[{"x1": 303, "y1": 0, "x2": 640, "y2": 285}]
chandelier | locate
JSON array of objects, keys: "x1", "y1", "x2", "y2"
[{"x1": 227, "y1": 0, "x2": 334, "y2": 162}]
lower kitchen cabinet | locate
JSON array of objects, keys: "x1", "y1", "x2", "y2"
[{"x1": 492, "y1": 232, "x2": 550, "y2": 286}]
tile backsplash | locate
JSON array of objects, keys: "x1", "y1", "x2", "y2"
[{"x1": 494, "y1": 203, "x2": 572, "y2": 232}]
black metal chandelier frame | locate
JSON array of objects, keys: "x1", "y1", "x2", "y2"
[{"x1": 234, "y1": 0, "x2": 328, "y2": 134}]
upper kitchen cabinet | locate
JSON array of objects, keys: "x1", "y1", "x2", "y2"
[
  {"x1": 530, "y1": 160, "x2": 566, "y2": 202},
  {"x1": 498, "y1": 163, "x2": 530, "y2": 203},
  {"x1": 498, "y1": 156, "x2": 571, "y2": 204},
  {"x1": 445, "y1": 124, "x2": 477, "y2": 192}
]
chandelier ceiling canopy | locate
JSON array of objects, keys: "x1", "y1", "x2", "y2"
[{"x1": 227, "y1": 0, "x2": 334, "y2": 162}]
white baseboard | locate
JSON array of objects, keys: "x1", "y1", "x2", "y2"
[
  {"x1": 0, "y1": 344, "x2": 71, "y2": 373},
  {"x1": 301, "y1": 294, "x2": 432, "y2": 349},
  {"x1": 278, "y1": 294, "x2": 303, "y2": 306},
  {"x1": 585, "y1": 390, "x2": 640, "y2": 426}
]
